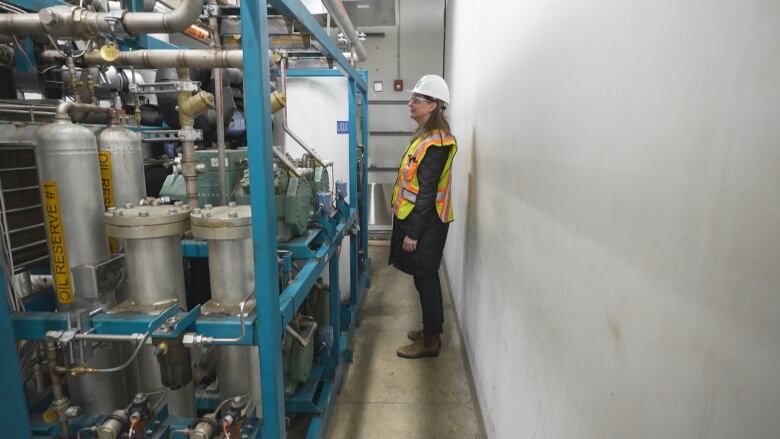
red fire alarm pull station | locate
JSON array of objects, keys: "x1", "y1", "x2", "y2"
[{"x1": 393, "y1": 79, "x2": 403, "y2": 91}]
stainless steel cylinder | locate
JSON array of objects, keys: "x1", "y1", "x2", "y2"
[
  {"x1": 105, "y1": 204, "x2": 196, "y2": 417},
  {"x1": 191, "y1": 205, "x2": 261, "y2": 415},
  {"x1": 34, "y1": 119, "x2": 110, "y2": 275},
  {"x1": 208, "y1": 238, "x2": 254, "y2": 305},
  {"x1": 98, "y1": 124, "x2": 146, "y2": 208},
  {"x1": 34, "y1": 118, "x2": 128, "y2": 413}
]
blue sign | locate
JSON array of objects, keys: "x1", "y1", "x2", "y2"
[{"x1": 337, "y1": 121, "x2": 349, "y2": 134}]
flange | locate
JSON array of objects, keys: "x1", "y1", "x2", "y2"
[
  {"x1": 105, "y1": 204, "x2": 191, "y2": 239},
  {"x1": 190, "y1": 203, "x2": 252, "y2": 240}
]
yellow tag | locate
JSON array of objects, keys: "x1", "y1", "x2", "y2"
[
  {"x1": 99, "y1": 43, "x2": 120, "y2": 62},
  {"x1": 98, "y1": 151, "x2": 119, "y2": 253},
  {"x1": 42, "y1": 181, "x2": 74, "y2": 304},
  {"x1": 42, "y1": 409, "x2": 58, "y2": 424},
  {"x1": 98, "y1": 151, "x2": 113, "y2": 208}
]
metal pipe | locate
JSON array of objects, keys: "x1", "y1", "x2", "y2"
[
  {"x1": 0, "y1": 0, "x2": 201, "y2": 37},
  {"x1": 184, "y1": 289, "x2": 254, "y2": 345},
  {"x1": 320, "y1": 0, "x2": 367, "y2": 62},
  {"x1": 272, "y1": 146, "x2": 303, "y2": 178},
  {"x1": 177, "y1": 68, "x2": 199, "y2": 208},
  {"x1": 55, "y1": 101, "x2": 116, "y2": 120},
  {"x1": 209, "y1": 1, "x2": 227, "y2": 206},
  {"x1": 285, "y1": 323, "x2": 315, "y2": 348},
  {"x1": 283, "y1": 123, "x2": 332, "y2": 167},
  {"x1": 46, "y1": 339, "x2": 70, "y2": 439},
  {"x1": 40, "y1": 49, "x2": 244, "y2": 68}
]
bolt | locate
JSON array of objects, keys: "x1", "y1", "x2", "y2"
[
  {"x1": 124, "y1": 203, "x2": 133, "y2": 209},
  {"x1": 182, "y1": 204, "x2": 191, "y2": 210},
  {"x1": 39, "y1": 8, "x2": 58, "y2": 26},
  {"x1": 174, "y1": 201, "x2": 183, "y2": 207},
  {"x1": 168, "y1": 208, "x2": 177, "y2": 215},
  {"x1": 151, "y1": 199, "x2": 160, "y2": 206},
  {"x1": 228, "y1": 201, "x2": 237, "y2": 207},
  {"x1": 166, "y1": 317, "x2": 177, "y2": 328},
  {"x1": 228, "y1": 212, "x2": 238, "y2": 219},
  {"x1": 138, "y1": 210, "x2": 150, "y2": 217},
  {"x1": 204, "y1": 204, "x2": 213, "y2": 210},
  {"x1": 113, "y1": 209, "x2": 124, "y2": 217},
  {"x1": 107, "y1": 207, "x2": 117, "y2": 213},
  {"x1": 192, "y1": 208, "x2": 202, "y2": 215}
]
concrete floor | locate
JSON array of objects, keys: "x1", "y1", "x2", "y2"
[{"x1": 323, "y1": 245, "x2": 484, "y2": 439}]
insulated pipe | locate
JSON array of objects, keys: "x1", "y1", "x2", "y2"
[
  {"x1": 321, "y1": 0, "x2": 367, "y2": 62},
  {"x1": 0, "y1": 0, "x2": 201, "y2": 37},
  {"x1": 40, "y1": 49, "x2": 244, "y2": 69}
]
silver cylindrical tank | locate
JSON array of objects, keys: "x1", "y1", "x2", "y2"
[
  {"x1": 33, "y1": 117, "x2": 128, "y2": 413},
  {"x1": 105, "y1": 204, "x2": 196, "y2": 417},
  {"x1": 97, "y1": 122, "x2": 146, "y2": 208},
  {"x1": 190, "y1": 204, "x2": 261, "y2": 415}
]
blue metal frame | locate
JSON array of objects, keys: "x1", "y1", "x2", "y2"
[{"x1": 0, "y1": 0, "x2": 369, "y2": 437}]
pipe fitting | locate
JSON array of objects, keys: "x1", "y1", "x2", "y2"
[
  {"x1": 179, "y1": 90, "x2": 214, "y2": 118},
  {"x1": 55, "y1": 101, "x2": 116, "y2": 122}
]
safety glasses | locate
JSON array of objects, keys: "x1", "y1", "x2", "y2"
[{"x1": 409, "y1": 95, "x2": 433, "y2": 105}]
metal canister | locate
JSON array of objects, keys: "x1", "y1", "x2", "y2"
[
  {"x1": 97, "y1": 122, "x2": 146, "y2": 209},
  {"x1": 33, "y1": 117, "x2": 127, "y2": 413},
  {"x1": 104, "y1": 204, "x2": 196, "y2": 417},
  {"x1": 190, "y1": 204, "x2": 261, "y2": 415}
]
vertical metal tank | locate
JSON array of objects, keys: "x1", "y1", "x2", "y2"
[
  {"x1": 33, "y1": 117, "x2": 128, "y2": 413},
  {"x1": 190, "y1": 203, "x2": 261, "y2": 415},
  {"x1": 97, "y1": 121, "x2": 146, "y2": 209},
  {"x1": 104, "y1": 203, "x2": 197, "y2": 417}
]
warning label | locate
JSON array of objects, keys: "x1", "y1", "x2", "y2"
[{"x1": 42, "y1": 181, "x2": 73, "y2": 304}]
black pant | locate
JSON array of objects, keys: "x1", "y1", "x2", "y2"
[{"x1": 414, "y1": 272, "x2": 444, "y2": 336}]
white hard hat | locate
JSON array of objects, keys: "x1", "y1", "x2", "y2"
[{"x1": 411, "y1": 74, "x2": 450, "y2": 104}]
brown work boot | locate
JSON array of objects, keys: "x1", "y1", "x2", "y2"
[
  {"x1": 407, "y1": 329, "x2": 423, "y2": 341},
  {"x1": 397, "y1": 335, "x2": 441, "y2": 359}
]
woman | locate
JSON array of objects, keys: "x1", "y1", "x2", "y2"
[{"x1": 389, "y1": 74, "x2": 457, "y2": 359}]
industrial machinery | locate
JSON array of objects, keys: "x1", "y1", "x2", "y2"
[{"x1": 0, "y1": 0, "x2": 371, "y2": 438}]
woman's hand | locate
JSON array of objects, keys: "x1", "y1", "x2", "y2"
[{"x1": 402, "y1": 236, "x2": 418, "y2": 252}]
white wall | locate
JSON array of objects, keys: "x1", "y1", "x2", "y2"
[
  {"x1": 285, "y1": 75, "x2": 351, "y2": 299},
  {"x1": 443, "y1": 1, "x2": 780, "y2": 438},
  {"x1": 361, "y1": 0, "x2": 445, "y2": 181}
]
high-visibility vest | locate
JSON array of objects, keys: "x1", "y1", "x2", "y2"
[{"x1": 391, "y1": 129, "x2": 457, "y2": 223}]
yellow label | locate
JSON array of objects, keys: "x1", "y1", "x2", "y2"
[
  {"x1": 98, "y1": 151, "x2": 113, "y2": 208},
  {"x1": 42, "y1": 181, "x2": 73, "y2": 304},
  {"x1": 98, "y1": 151, "x2": 119, "y2": 253}
]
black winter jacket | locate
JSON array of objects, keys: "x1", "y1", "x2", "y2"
[{"x1": 388, "y1": 145, "x2": 452, "y2": 277}]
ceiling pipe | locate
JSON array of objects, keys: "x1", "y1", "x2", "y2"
[
  {"x1": 320, "y1": 0, "x2": 367, "y2": 62},
  {"x1": 40, "y1": 49, "x2": 244, "y2": 68},
  {"x1": 0, "y1": 0, "x2": 201, "y2": 38}
]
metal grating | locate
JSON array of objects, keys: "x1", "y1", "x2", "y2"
[{"x1": 0, "y1": 142, "x2": 48, "y2": 273}]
